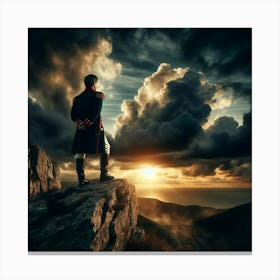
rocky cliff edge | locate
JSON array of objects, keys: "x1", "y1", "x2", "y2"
[{"x1": 28, "y1": 179, "x2": 141, "y2": 251}]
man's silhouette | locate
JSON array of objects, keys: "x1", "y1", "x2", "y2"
[{"x1": 71, "y1": 74, "x2": 114, "y2": 185}]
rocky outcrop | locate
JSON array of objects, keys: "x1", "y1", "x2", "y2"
[
  {"x1": 28, "y1": 145, "x2": 61, "y2": 197},
  {"x1": 28, "y1": 179, "x2": 139, "y2": 251}
]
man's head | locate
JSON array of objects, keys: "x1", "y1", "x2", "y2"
[{"x1": 84, "y1": 74, "x2": 98, "y2": 88}]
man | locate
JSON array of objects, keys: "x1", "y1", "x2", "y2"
[{"x1": 71, "y1": 74, "x2": 114, "y2": 185}]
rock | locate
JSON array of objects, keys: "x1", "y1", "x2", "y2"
[
  {"x1": 130, "y1": 227, "x2": 146, "y2": 243},
  {"x1": 28, "y1": 145, "x2": 61, "y2": 197},
  {"x1": 28, "y1": 179, "x2": 139, "y2": 251}
]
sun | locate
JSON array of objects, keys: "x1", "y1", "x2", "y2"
[{"x1": 141, "y1": 167, "x2": 156, "y2": 177}]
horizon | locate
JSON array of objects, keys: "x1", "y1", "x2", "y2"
[
  {"x1": 61, "y1": 173, "x2": 252, "y2": 209},
  {"x1": 61, "y1": 177, "x2": 251, "y2": 209}
]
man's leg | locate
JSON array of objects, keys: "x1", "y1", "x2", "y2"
[
  {"x1": 100, "y1": 135, "x2": 114, "y2": 182},
  {"x1": 74, "y1": 153, "x2": 89, "y2": 186}
]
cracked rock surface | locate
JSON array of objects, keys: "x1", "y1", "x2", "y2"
[{"x1": 28, "y1": 179, "x2": 139, "y2": 251}]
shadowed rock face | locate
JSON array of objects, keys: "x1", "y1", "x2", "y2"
[
  {"x1": 28, "y1": 179, "x2": 139, "y2": 251},
  {"x1": 28, "y1": 145, "x2": 61, "y2": 197}
]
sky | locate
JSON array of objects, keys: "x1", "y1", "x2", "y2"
[{"x1": 28, "y1": 28, "x2": 252, "y2": 188}]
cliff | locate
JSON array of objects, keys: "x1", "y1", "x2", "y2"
[
  {"x1": 28, "y1": 145, "x2": 61, "y2": 197},
  {"x1": 28, "y1": 178, "x2": 140, "y2": 251}
]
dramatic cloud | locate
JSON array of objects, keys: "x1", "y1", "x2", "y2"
[
  {"x1": 110, "y1": 62, "x2": 251, "y2": 183},
  {"x1": 109, "y1": 29, "x2": 181, "y2": 73},
  {"x1": 186, "y1": 112, "x2": 252, "y2": 159},
  {"x1": 181, "y1": 28, "x2": 252, "y2": 81},
  {"x1": 29, "y1": 29, "x2": 122, "y2": 117},
  {"x1": 112, "y1": 64, "x2": 223, "y2": 155},
  {"x1": 219, "y1": 158, "x2": 251, "y2": 183},
  {"x1": 220, "y1": 81, "x2": 252, "y2": 100},
  {"x1": 28, "y1": 97, "x2": 75, "y2": 161},
  {"x1": 112, "y1": 63, "x2": 251, "y2": 156}
]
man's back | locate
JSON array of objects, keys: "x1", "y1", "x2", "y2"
[{"x1": 71, "y1": 90, "x2": 102, "y2": 123}]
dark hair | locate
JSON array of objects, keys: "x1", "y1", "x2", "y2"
[{"x1": 84, "y1": 74, "x2": 98, "y2": 87}]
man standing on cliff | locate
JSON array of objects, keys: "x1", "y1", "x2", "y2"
[{"x1": 71, "y1": 74, "x2": 114, "y2": 185}]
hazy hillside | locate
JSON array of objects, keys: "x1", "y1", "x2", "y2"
[
  {"x1": 138, "y1": 197, "x2": 224, "y2": 226},
  {"x1": 127, "y1": 198, "x2": 252, "y2": 251}
]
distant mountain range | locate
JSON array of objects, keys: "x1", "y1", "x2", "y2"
[{"x1": 125, "y1": 198, "x2": 251, "y2": 251}]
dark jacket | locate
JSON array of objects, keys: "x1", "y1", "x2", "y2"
[{"x1": 71, "y1": 88, "x2": 105, "y2": 154}]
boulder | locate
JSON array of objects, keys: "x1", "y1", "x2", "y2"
[{"x1": 28, "y1": 145, "x2": 61, "y2": 197}]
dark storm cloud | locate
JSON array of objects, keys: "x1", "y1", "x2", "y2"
[
  {"x1": 28, "y1": 97, "x2": 75, "y2": 163},
  {"x1": 186, "y1": 112, "x2": 252, "y2": 159},
  {"x1": 28, "y1": 28, "x2": 123, "y2": 118},
  {"x1": 110, "y1": 61, "x2": 251, "y2": 182},
  {"x1": 109, "y1": 28, "x2": 251, "y2": 111},
  {"x1": 29, "y1": 29, "x2": 99, "y2": 93},
  {"x1": 180, "y1": 157, "x2": 251, "y2": 182},
  {"x1": 220, "y1": 81, "x2": 252, "y2": 100},
  {"x1": 219, "y1": 158, "x2": 252, "y2": 182},
  {"x1": 104, "y1": 28, "x2": 194, "y2": 106},
  {"x1": 181, "y1": 160, "x2": 217, "y2": 177},
  {"x1": 112, "y1": 64, "x2": 251, "y2": 160},
  {"x1": 29, "y1": 29, "x2": 101, "y2": 117},
  {"x1": 109, "y1": 28, "x2": 187, "y2": 74},
  {"x1": 112, "y1": 67, "x2": 215, "y2": 155},
  {"x1": 181, "y1": 28, "x2": 251, "y2": 81}
]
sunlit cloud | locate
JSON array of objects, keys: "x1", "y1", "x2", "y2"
[
  {"x1": 29, "y1": 36, "x2": 122, "y2": 115},
  {"x1": 135, "y1": 63, "x2": 188, "y2": 109},
  {"x1": 209, "y1": 89, "x2": 233, "y2": 110},
  {"x1": 114, "y1": 63, "x2": 188, "y2": 133},
  {"x1": 94, "y1": 39, "x2": 122, "y2": 81}
]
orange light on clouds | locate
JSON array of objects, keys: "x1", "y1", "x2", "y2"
[{"x1": 60, "y1": 160, "x2": 251, "y2": 189}]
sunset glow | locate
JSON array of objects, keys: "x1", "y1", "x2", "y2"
[{"x1": 141, "y1": 167, "x2": 157, "y2": 177}]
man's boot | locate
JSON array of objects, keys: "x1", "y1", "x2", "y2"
[
  {"x1": 100, "y1": 153, "x2": 114, "y2": 182},
  {"x1": 76, "y1": 158, "x2": 89, "y2": 186}
]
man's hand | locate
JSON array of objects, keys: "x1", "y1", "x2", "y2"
[
  {"x1": 96, "y1": 92, "x2": 105, "y2": 100},
  {"x1": 75, "y1": 118, "x2": 94, "y2": 130}
]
